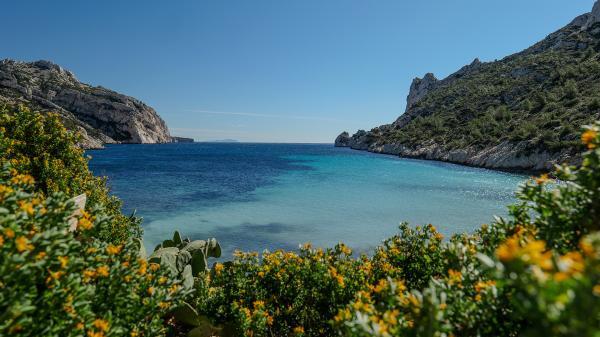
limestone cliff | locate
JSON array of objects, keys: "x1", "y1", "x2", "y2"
[
  {"x1": 336, "y1": 1, "x2": 600, "y2": 172},
  {"x1": 0, "y1": 59, "x2": 172, "y2": 148}
]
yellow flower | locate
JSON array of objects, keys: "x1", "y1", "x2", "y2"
[
  {"x1": 46, "y1": 270, "x2": 64, "y2": 283},
  {"x1": 159, "y1": 301, "x2": 170, "y2": 309},
  {"x1": 0, "y1": 235, "x2": 3, "y2": 247},
  {"x1": 0, "y1": 184, "x2": 14, "y2": 196},
  {"x1": 124, "y1": 275, "x2": 132, "y2": 282},
  {"x1": 17, "y1": 201, "x2": 35, "y2": 216},
  {"x1": 83, "y1": 268, "x2": 97, "y2": 281},
  {"x1": 407, "y1": 293, "x2": 421, "y2": 307},
  {"x1": 58, "y1": 256, "x2": 69, "y2": 268},
  {"x1": 258, "y1": 271, "x2": 265, "y2": 278},
  {"x1": 4, "y1": 228, "x2": 15, "y2": 239},
  {"x1": 339, "y1": 244, "x2": 352, "y2": 255},
  {"x1": 150, "y1": 263, "x2": 160, "y2": 272},
  {"x1": 15, "y1": 236, "x2": 34, "y2": 252},
  {"x1": 97, "y1": 265, "x2": 110, "y2": 277},
  {"x1": 580, "y1": 240, "x2": 595, "y2": 257},
  {"x1": 293, "y1": 326, "x2": 305, "y2": 334},
  {"x1": 581, "y1": 129, "x2": 598, "y2": 149},
  {"x1": 138, "y1": 259, "x2": 147, "y2": 275},
  {"x1": 75, "y1": 322, "x2": 84, "y2": 330},
  {"x1": 374, "y1": 279, "x2": 387, "y2": 293},
  {"x1": 106, "y1": 244, "x2": 122, "y2": 255},
  {"x1": 147, "y1": 287, "x2": 155, "y2": 295},
  {"x1": 87, "y1": 331, "x2": 104, "y2": 337},
  {"x1": 158, "y1": 276, "x2": 167, "y2": 284},
  {"x1": 439, "y1": 303, "x2": 447, "y2": 310},
  {"x1": 130, "y1": 330, "x2": 139, "y2": 337},
  {"x1": 495, "y1": 235, "x2": 520, "y2": 262},
  {"x1": 475, "y1": 280, "x2": 496, "y2": 292},
  {"x1": 593, "y1": 284, "x2": 600, "y2": 296},
  {"x1": 214, "y1": 263, "x2": 224, "y2": 275},
  {"x1": 535, "y1": 174, "x2": 550, "y2": 185},
  {"x1": 241, "y1": 307, "x2": 251, "y2": 319},
  {"x1": 447, "y1": 269, "x2": 462, "y2": 285},
  {"x1": 78, "y1": 217, "x2": 93, "y2": 230},
  {"x1": 10, "y1": 174, "x2": 35, "y2": 186}
]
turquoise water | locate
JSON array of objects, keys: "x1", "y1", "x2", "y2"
[{"x1": 87, "y1": 143, "x2": 525, "y2": 256}]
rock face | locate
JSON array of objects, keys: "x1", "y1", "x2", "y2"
[
  {"x1": 334, "y1": 132, "x2": 351, "y2": 147},
  {"x1": 584, "y1": 0, "x2": 600, "y2": 29},
  {"x1": 0, "y1": 59, "x2": 172, "y2": 148},
  {"x1": 406, "y1": 73, "x2": 438, "y2": 111},
  {"x1": 335, "y1": 1, "x2": 600, "y2": 172},
  {"x1": 172, "y1": 136, "x2": 194, "y2": 143}
]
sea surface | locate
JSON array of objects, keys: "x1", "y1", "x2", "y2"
[{"x1": 87, "y1": 143, "x2": 525, "y2": 257}]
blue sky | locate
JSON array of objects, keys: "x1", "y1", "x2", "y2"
[{"x1": 2, "y1": 0, "x2": 594, "y2": 142}]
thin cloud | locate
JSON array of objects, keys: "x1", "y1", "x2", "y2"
[
  {"x1": 184, "y1": 109, "x2": 348, "y2": 123},
  {"x1": 170, "y1": 127, "x2": 251, "y2": 134}
]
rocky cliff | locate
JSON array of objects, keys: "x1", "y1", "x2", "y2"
[
  {"x1": 0, "y1": 60, "x2": 172, "y2": 149},
  {"x1": 336, "y1": 1, "x2": 600, "y2": 172}
]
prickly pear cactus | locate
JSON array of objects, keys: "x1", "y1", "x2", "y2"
[
  {"x1": 148, "y1": 231, "x2": 221, "y2": 289},
  {"x1": 144, "y1": 231, "x2": 223, "y2": 335}
]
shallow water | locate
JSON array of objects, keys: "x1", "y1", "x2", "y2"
[{"x1": 87, "y1": 143, "x2": 525, "y2": 256}]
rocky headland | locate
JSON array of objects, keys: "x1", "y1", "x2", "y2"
[
  {"x1": 336, "y1": 1, "x2": 600, "y2": 171},
  {"x1": 0, "y1": 59, "x2": 173, "y2": 149}
]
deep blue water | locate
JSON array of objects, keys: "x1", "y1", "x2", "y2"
[{"x1": 87, "y1": 143, "x2": 525, "y2": 257}]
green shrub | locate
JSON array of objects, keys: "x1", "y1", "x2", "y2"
[
  {"x1": 197, "y1": 244, "x2": 369, "y2": 337},
  {"x1": 0, "y1": 104, "x2": 140, "y2": 243},
  {"x1": 0, "y1": 164, "x2": 187, "y2": 337}
]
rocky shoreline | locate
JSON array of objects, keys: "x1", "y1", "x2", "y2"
[{"x1": 335, "y1": 132, "x2": 579, "y2": 173}]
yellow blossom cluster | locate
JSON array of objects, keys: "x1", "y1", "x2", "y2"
[{"x1": 581, "y1": 129, "x2": 598, "y2": 149}]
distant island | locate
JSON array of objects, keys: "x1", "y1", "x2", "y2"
[
  {"x1": 172, "y1": 136, "x2": 195, "y2": 143},
  {"x1": 205, "y1": 139, "x2": 239, "y2": 143}
]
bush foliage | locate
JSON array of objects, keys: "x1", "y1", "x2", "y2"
[
  {"x1": 0, "y1": 105, "x2": 190, "y2": 337},
  {"x1": 0, "y1": 105, "x2": 140, "y2": 243}
]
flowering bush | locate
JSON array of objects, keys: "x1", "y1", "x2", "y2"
[
  {"x1": 494, "y1": 231, "x2": 600, "y2": 337},
  {"x1": 0, "y1": 105, "x2": 140, "y2": 243},
  {"x1": 196, "y1": 243, "x2": 369, "y2": 337},
  {"x1": 370, "y1": 223, "x2": 445, "y2": 290},
  {"x1": 0, "y1": 164, "x2": 187, "y2": 337}
]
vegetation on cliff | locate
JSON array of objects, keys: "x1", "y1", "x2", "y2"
[{"x1": 340, "y1": 7, "x2": 600, "y2": 170}]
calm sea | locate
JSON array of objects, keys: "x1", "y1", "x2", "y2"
[{"x1": 87, "y1": 143, "x2": 525, "y2": 256}]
